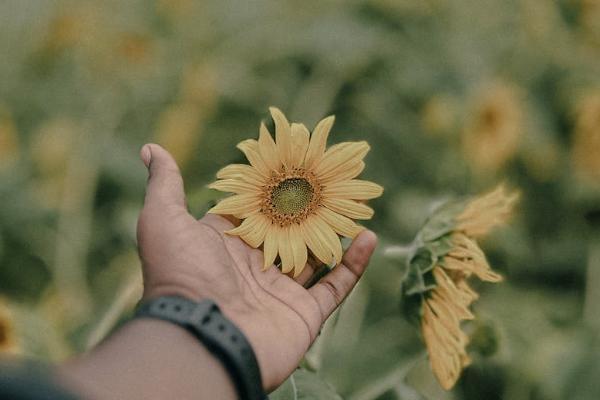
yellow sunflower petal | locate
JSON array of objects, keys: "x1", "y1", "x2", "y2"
[
  {"x1": 304, "y1": 115, "x2": 334, "y2": 169},
  {"x1": 430, "y1": 290, "x2": 474, "y2": 321},
  {"x1": 258, "y1": 122, "x2": 281, "y2": 171},
  {"x1": 208, "y1": 179, "x2": 261, "y2": 194},
  {"x1": 289, "y1": 224, "x2": 308, "y2": 277},
  {"x1": 263, "y1": 225, "x2": 279, "y2": 270},
  {"x1": 279, "y1": 228, "x2": 294, "y2": 273},
  {"x1": 290, "y1": 123, "x2": 310, "y2": 168},
  {"x1": 225, "y1": 213, "x2": 271, "y2": 248},
  {"x1": 237, "y1": 139, "x2": 271, "y2": 176},
  {"x1": 422, "y1": 305, "x2": 463, "y2": 390},
  {"x1": 311, "y1": 215, "x2": 343, "y2": 265},
  {"x1": 424, "y1": 301, "x2": 463, "y2": 349},
  {"x1": 322, "y1": 198, "x2": 374, "y2": 220},
  {"x1": 316, "y1": 141, "x2": 370, "y2": 180},
  {"x1": 216, "y1": 164, "x2": 265, "y2": 186},
  {"x1": 456, "y1": 279, "x2": 479, "y2": 302},
  {"x1": 433, "y1": 268, "x2": 473, "y2": 308},
  {"x1": 301, "y1": 217, "x2": 333, "y2": 265},
  {"x1": 270, "y1": 107, "x2": 293, "y2": 169},
  {"x1": 322, "y1": 179, "x2": 383, "y2": 200},
  {"x1": 316, "y1": 207, "x2": 364, "y2": 238},
  {"x1": 320, "y1": 161, "x2": 365, "y2": 185},
  {"x1": 208, "y1": 194, "x2": 262, "y2": 216}
]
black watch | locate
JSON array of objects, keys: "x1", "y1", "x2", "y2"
[{"x1": 134, "y1": 296, "x2": 267, "y2": 400}]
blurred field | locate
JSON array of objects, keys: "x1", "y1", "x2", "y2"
[{"x1": 1, "y1": 0, "x2": 600, "y2": 399}]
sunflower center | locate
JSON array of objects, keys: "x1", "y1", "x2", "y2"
[{"x1": 271, "y1": 178, "x2": 313, "y2": 215}]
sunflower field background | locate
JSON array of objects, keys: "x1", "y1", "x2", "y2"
[{"x1": 1, "y1": 0, "x2": 600, "y2": 399}]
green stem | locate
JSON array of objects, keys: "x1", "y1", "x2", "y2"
[
  {"x1": 348, "y1": 354, "x2": 425, "y2": 400},
  {"x1": 583, "y1": 233, "x2": 600, "y2": 334},
  {"x1": 85, "y1": 271, "x2": 143, "y2": 350}
]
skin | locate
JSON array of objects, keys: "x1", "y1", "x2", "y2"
[{"x1": 60, "y1": 144, "x2": 377, "y2": 399}]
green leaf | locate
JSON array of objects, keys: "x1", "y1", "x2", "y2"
[
  {"x1": 401, "y1": 291, "x2": 424, "y2": 326},
  {"x1": 425, "y1": 235, "x2": 454, "y2": 259},
  {"x1": 400, "y1": 236, "x2": 458, "y2": 324},
  {"x1": 417, "y1": 200, "x2": 465, "y2": 243},
  {"x1": 270, "y1": 369, "x2": 343, "y2": 400},
  {"x1": 402, "y1": 248, "x2": 436, "y2": 296}
]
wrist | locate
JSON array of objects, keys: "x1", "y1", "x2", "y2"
[
  {"x1": 60, "y1": 318, "x2": 237, "y2": 400},
  {"x1": 134, "y1": 296, "x2": 266, "y2": 400}
]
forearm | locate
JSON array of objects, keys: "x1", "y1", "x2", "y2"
[{"x1": 58, "y1": 318, "x2": 237, "y2": 400}]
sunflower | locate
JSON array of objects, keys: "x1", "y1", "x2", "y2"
[
  {"x1": 396, "y1": 185, "x2": 518, "y2": 390},
  {"x1": 462, "y1": 83, "x2": 523, "y2": 174},
  {"x1": 208, "y1": 107, "x2": 383, "y2": 277}
]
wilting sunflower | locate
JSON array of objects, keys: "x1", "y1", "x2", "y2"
[
  {"x1": 208, "y1": 107, "x2": 383, "y2": 277},
  {"x1": 396, "y1": 185, "x2": 518, "y2": 390}
]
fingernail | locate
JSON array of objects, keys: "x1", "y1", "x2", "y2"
[{"x1": 141, "y1": 145, "x2": 152, "y2": 168}]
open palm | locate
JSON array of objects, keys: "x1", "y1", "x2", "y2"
[{"x1": 137, "y1": 144, "x2": 377, "y2": 391}]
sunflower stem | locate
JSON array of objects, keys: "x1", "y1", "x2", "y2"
[{"x1": 383, "y1": 243, "x2": 416, "y2": 265}]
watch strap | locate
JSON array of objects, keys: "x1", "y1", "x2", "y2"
[{"x1": 135, "y1": 296, "x2": 266, "y2": 400}]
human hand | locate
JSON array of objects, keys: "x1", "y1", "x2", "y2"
[{"x1": 137, "y1": 144, "x2": 377, "y2": 391}]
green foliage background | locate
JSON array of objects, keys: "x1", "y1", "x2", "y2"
[{"x1": 1, "y1": 0, "x2": 600, "y2": 399}]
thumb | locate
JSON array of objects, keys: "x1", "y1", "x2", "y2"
[{"x1": 140, "y1": 143, "x2": 186, "y2": 210}]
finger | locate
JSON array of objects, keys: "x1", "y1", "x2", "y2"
[
  {"x1": 220, "y1": 214, "x2": 241, "y2": 227},
  {"x1": 198, "y1": 213, "x2": 236, "y2": 232},
  {"x1": 141, "y1": 143, "x2": 186, "y2": 210},
  {"x1": 308, "y1": 230, "x2": 377, "y2": 321},
  {"x1": 291, "y1": 262, "x2": 316, "y2": 286}
]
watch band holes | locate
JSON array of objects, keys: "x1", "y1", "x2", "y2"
[
  {"x1": 218, "y1": 324, "x2": 225, "y2": 332},
  {"x1": 202, "y1": 315, "x2": 211, "y2": 325},
  {"x1": 231, "y1": 335, "x2": 238, "y2": 343},
  {"x1": 174, "y1": 305, "x2": 182, "y2": 312},
  {"x1": 159, "y1": 303, "x2": 166, "y2": 309}
]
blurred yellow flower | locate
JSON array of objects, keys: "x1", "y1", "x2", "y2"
[
  {"x1": 462, "y1": 83, "x2": 523, "y2": 173},
  {"x1": 31, "y1": 117, "x2": 78, "y2": 175},
  {"x1": 572, "y1": 92, "x2": 600, "y2": 183},
  {"x1": 43, "y1": 14, "x2": 82, "y2": 54},
  {"x1": 30, "y1": 117, "x2": 79, "y2": 207},
  {"x1": 208, "y1": 107, "x2": 383, "y2": 277},
  {"x1": 580, "y1": 0, "x2": 600, "y2": 43},
  {"x1": 155, "y1": 64, "x2": 217, "y2": 168},
  {"x1": 156, "y1": 0, "x2": 195, "y2": 20},
  {"x1": 522, "y1": 138, "x2": 561, "y2": 182},
  {"x1": 155, "y1": 103, "x2": 204, "y2": 168},
  {"x1": 422, "y1": 95, "x2": 460, "y2": 137},
  {"x1": 0, "y1": 107, "x2": 19, "y2": 170},
  {"x1": 0, "y1": 299, "x2": 19, "y2": 355},
  {"x1": 179, "y1": 63, "x2": 218, "y2": 107},
  {"x1": 117, "y1": 33, "x2": 153, "y2": 65}
]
